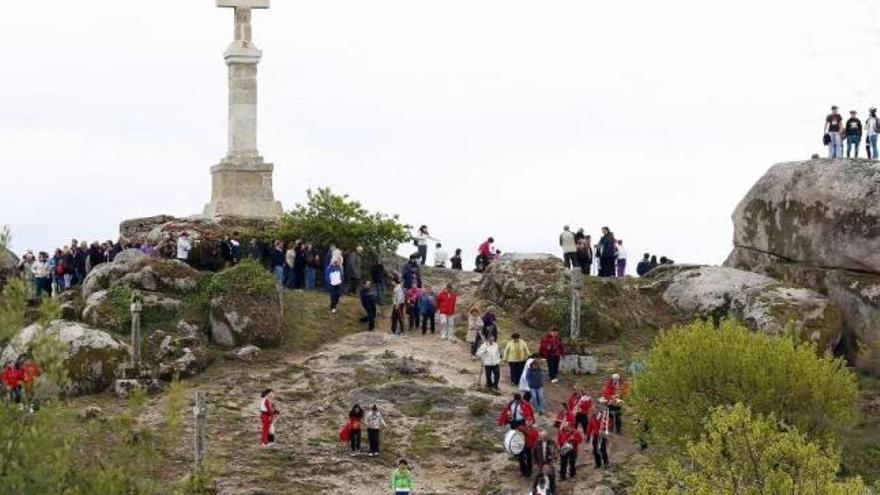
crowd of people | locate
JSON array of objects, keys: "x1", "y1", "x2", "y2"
[{"x1": 824, "y1": 104, "x2": 880, "y2": 159}]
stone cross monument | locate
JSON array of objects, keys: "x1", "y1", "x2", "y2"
[{"x1": 203, "y1": 0, "x2": 283, "y2": 218}]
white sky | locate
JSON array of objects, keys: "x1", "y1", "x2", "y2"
[{"x1": 3, "y1": 0, "x2": 880, "y2": 270}]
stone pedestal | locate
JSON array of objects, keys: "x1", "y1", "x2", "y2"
[
  {"x1": 560, "y1": 354, "x2": 598, "y2": 375},
  {"x1": 204, "y1": 158, "x2": 282, "y2": 218}
]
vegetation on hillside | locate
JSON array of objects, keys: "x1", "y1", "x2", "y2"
[
  {"x1": 632, "y1": 403, "x2": 865, "y2": 495},
  {"x1": 277, "y1": 188, "x2": 411, "y2": 253}
]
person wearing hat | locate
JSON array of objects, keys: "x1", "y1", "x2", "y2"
[
  {"x1": 502, "y1": 333, "x2": 531, "y2": 387},
  {"x1": 825, "y1": 105, "x2": 844, "y2": 158},
  {"x1": 176, "y1": 232, "x2": 192, "y2": 265},
  {"x1": 845, "y1": 110, "x2": 863, "y2": 158},
  {"x1": 867, "y1": 108, "x2": 879, "y2": 160}
]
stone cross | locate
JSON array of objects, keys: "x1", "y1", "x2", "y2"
[
  {"x1": 204, "y1": 0, "x2": 283, "y2": 218},
  {"x1": 193, "y1": 389, "x2": 207, "y2": 470},
  {"x1": 569, "y1": 269, "x2": 582, "y2": 340},
  {"x1": 130, "y1": 291, "x2": 143, "y2": 369}
]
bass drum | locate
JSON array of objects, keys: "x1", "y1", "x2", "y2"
[{"x1": 503, "y1": 429, "x2": 525, "y2": 455}]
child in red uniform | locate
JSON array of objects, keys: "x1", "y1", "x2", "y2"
[{"x1": 259, "y1": 389, "x2": 278, "y2": 447}]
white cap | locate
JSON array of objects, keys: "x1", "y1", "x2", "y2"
[{"x1": 611, "y1": 373, "x2": 620, "y2": 380}]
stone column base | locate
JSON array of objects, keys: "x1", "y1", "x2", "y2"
[{"x1": 203, "y1": 157, "x2": 283, "y2": 218}]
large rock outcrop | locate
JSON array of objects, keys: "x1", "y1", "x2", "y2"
[
  {"x1": 207, "y1": 261, "x2": 282, "y2": 348},
  {"x1": 725, "y1": 159, "x2": 880, "y2": 372},
  {"x1": 83, "y1": 249, "x2": 202, "y2": 299},
  {"x1": 480, "y1": 254, "x2": 842, "y2": 350},
  {"x1": 2, "y1": 320, "x2": 128, "y2": 396},
  {"x1": 0, "y1": 247, "x2": 19, "y2": 289}
]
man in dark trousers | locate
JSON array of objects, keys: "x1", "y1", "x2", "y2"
[
  {"x1": 845, "y1": 109, "x2": 863, "y2": 158},
  {"x1": 359, "y1": 281, "x2": 377, "y2": 330},
  {"x1": 532, "y1": 430, "x2": 558, "y2": 472}
]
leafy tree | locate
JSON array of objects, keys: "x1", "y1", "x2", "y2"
[
  {"x1": 277, "y1": 188, "x2": 411, "y2": 253},
  {"x1": 631, "y1": 319, "x2": 857, "y2": 448},
  {"x1": 632, "y1": 404, "x2": 864, "y2": 495}
]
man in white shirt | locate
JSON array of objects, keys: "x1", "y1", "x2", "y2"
[
  {"x1": 616, "y1": 240, "x2": 627, "y2": 277},
  {"x1": 433, "y1": 243, "x2": 448, "y2": 268},
  {"x1": 176, "y1": 232, "x2": 192, "y2": 265},
  {"x1": 559, "y1": 226, "x2": 577, "y2": 269},
  {"x1": 476, "y1": 336, "x2": 501, "y2": 389}
]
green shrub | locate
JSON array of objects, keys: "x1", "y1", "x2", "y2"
[
  {"x1": 401, "y1": 398, "x2": 433, "y2": 417},
  {"x1": 632, "y1": 404, "x2": 864, "y2": 495},
  {"x1": 631, "y1": 319, "x2": 857, "y2": 448},
  {"x1": 205, "y1": 259, "x2": 276, "y2": 297}
]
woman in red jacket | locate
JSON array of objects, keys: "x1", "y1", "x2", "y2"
[{"x1": 538, "y1": 330, "x2": 565, "y2": 383}]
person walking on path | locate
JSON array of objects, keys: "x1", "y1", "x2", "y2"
[
  {"x1": 364, "y1": 404, "x2": 387, "y2": 457},
  {"x1": 846, "y1": 110, "x2": 863, "y2": 158},
  {"x1": 466, "y1": 305, "x2": 483, "y2": 357},
  {"x1": 587, "y1": 408, "x2": 612, "y2": 469},
  {"x1": 557, "y1": 422, "x2": 584, "y2": 480},
  {"x1": 602, "y1": 373, "x2": 626, "y2": 434},
  {"x1": 526, "y1": 360, "x2": 547, "y2": 415},
  {"x1": 415, "y1": 225, "x2": 438, "y2": 266},
  {"x1": 538, "y1": 330, "x2": 564, "y2": 384},
  {"x1": 825, "y1": 105, "x2": 844, "y2": 158},
  {"x1": 347, "y1": 404, "x2": 365, "y2": 455},
  {"x1": 325, "y1": 259, "x2": 344, "y2": 314},
  {"x1": 559, "y1": 226, "x2": 577, "y2": 269},
  {"x1": 597, "y1": 227, "x2": 617, "y2": 278},
  {"x1": 502, "y1": 333, "x2": 531, "y2": 386},
  {"x1": 616, "y1": 239, "x2": 627, "y2": 277},
  {"x1": 391, "y1": 282, "x2": 406, "y2": 335},
  {"x1": 867, "y1": 108, "x2": 880, "y2": 160},
  {"x1": 360, "y1": 281, "x2": 377, "y2": 330},
  {"x1": 417, "y1": 286, "x2": 436, "y2": 334},
  {"x1": 436, "y1": 284, "x2": 458, "y2": 341},
  {"x1": 258, "y1": 388, "x2": 279, "y2": 447},
  {"x1": 391, "y1": 459, "x2": 414, "y2": 495},
  {"x1": 518, "y1": 423, "x2": 540, "y2": 478},
  {"x1": 476, "y1": 335, "x2": 501, "y2": 389},
  {"x1": 405, "y1": 284, "x2": 422, "y2": 331}
]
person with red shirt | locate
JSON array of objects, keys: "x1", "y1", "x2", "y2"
[
  {"x1": 476, "y1": 237, "x2": 494, "y2": 272},
  {"x1": 21, "y1": 358, "x2": 40, "y2": 400},
  {"x1": 568, "y1": 386, "x2": 592, "y2": 433},
  {"x1": 587, "y1": 409, "x2": 613, "y2": 468},
  {"x1": 435, "y1": 284, "x2": 458, "y2": 341},
  {"x1": 602, "y1": 373, "x2": 626, "y2": 434},
  {"x1": 556, "y1": 422, "x2": 583, "y2": 480},
  {"x1": 405, "y1": 284, "x2": 422, "y2": 331},
  {"x1": 258, "y1": 388, "x2": 279, "y2": 447},
  {"x1": 553, "y1": 402, "x2": 575, "y2": 430},
  {"x1": 517, "y1": 424, "x2": 540, "y2": 477},
  {"x1": 2, "y1": 361, "x2": 23, "y2": 403},
  {"x1": 538, "y1": 330, "x2": 565, "y2": 383},
  {"x1": 497, "y1": 393, "x2": 535, "y2": 429}
]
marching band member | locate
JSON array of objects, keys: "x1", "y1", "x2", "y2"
[
  {"x1": 518, "y1": 424, "x2": 540, "y2": 477},
  {"x1": 497, "y1": 393, "x2": 534, "y2": 429},
  {"x1": 553, "y1": 402, "x2": 575, "y2": 431},
  {"x1": 532, "y1": 430, "x2": 558, "y2": 471},
  {"x1": 602, "y1": 373, "x2": 626, "y2": 434},
  {"x1": 587, "y1": 408, "x2": 613, "y2": 469},
  {"x1": 567, "y1": 386, "x2": 592, "y2": 433},
  {"x1": 556, "y1": 422, "x2": 583, "y2": 480}
]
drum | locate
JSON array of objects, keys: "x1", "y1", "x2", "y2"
[{"x1": 503, "y1": 429, "x2": 525, "y2": 455}]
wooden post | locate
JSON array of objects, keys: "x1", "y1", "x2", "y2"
[
  {"x1": 569, "y1": 269, "x2": 582, "y2": 340},
  {"x1": 130, "y1": 292, "x2": 143, "y2": 371},
  {"x1": 194, "y1": 390, "x2": 206, "y2": 471}
]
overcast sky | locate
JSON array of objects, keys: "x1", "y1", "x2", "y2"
[{"x1": 4, "y1": 0, "x2": 880, "y2": 270}]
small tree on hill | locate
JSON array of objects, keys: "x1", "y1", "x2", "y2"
[
  {"x1": 630, "y1": 319, "x2": 857, "y2": 449},
  {"x1": 632, "y1": 404, "x2": 864, "y2": 495},
  {"x1": 277, "y1": 188, "x2": 411, "y2": 253}
]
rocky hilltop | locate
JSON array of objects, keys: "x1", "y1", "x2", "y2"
[{"x1": 726, "y1": 158, "x2": 880, "y2": 373}]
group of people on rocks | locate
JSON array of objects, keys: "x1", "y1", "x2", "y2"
[
  {"x1": 494, "y1": 372, "x2": 628, "y2": 494},
  {"x1": 14, "y1": 238, "x2": 129, "y2": 300},
  {"x1": 634, "y1": 253, "x2": 675, "y2": 277},
  {"x1": 824, "y1": 104, "x2": 880, "y2": 159},
  {"x1": 558, "y1": 226, "x2": 626, "y2": 277}
]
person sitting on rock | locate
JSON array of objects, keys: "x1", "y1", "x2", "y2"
[
  {"x1": 556, "y1": 422, "x2": 583, "y2": 480},
  {"x1": 364, "y1": 403, "x2": 387, "y2": 457},
  {"x1": 433, "y1": 242, "x2": 448, "y2": 268},
  {"x1": 450, "y1": 248, "x2": 463, "y2": 271},
  {"x1": 636, "y1": 253, "x2": 652, "y2": 277},
  {"x1": 176, "y1": 232, "x2": 192, "y2": 266}
]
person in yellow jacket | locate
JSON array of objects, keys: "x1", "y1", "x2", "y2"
[{"x1": 502, "y1": 332, "x2": 531, "y2": 387}]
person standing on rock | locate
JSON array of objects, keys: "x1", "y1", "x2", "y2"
[
  {"x1": 360, "y1": 281, "x2": 377, "y2": 330},
  {"x1": 825, "y1": 105, "x2": 844, "y2": 158},
  {"x1": 503, "y1": 333, "x2": 531, "y2": 386},
  {"x1": 346, "y1": 246, "x2": 364, "y2": 294},
  {"x1": 347, "y1": 404, "x2": 365, "y2": 455},
  {"x1": 596, "y1": 227, "x2": 617, "y2": 278},
  {"x1": 476, "y1": 335, "x2": 501, "y2": 389},
  {"x1": 391, "y1": 459, "x2": 414, "y2": 495},
  {"x1": 576, "y1": 237, "x2": 593, "y2": 275},
  {"x1": 326, "y1": 259, "x2": 344, "y2": 314},
  {"x1": 466, "y1": 305, "x2": 483, "y2": 358},
  {"x1": 364, "y1": 404, "x2": 387, "y2": 457},
  {"x1": 539, "y1": 330, "x2": 564, "y2": 384},
  {"x1": 435, "y1": 284, "x2": 458, "y2": 341},
  {"x1": 557, "y1": 422, "x2": 583, "y2": 480},
  {"x1": 450, "y1": 248, "x2": 463, "y2": 271},
  {"x1": 31, "y1": 252, "x2": 51, "y2": 302},
  {"x1": 616, "y1": 240, "x2": 627, "y2": 277},
  {"x1": 418, "y1": 286, "x2": 436, "y2": 334},
  {"x1": 866, "y1": 108, "x2": 879, "y2": 160},
  {"x1": 391, "y1": 281, "x2": 406, "y2": 335},
  {"x1": 559, "y1": 226, "x2": 577, "y2": 269},
  {"x1": 845, "y1": 110, "x2": 863, "y2": 158},
  {"x1": 415, "y1": 225, "x2": 438, "y2": 266},
  {"x1": 477, "y1": 237, "x2": 494, "y2": 272}
]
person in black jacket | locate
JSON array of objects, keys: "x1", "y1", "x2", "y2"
[
  {"x1": 359, "y1": 281, "x2": 377, "y2": 330},
  {"x1": 636, "y1": 253, "x2": 652, "y2": 277},
  {"x1": 370, "y1": 260, "x2": 385, "y2": 304},
  {"x1": 596, "y1": 227, "x2": 617, "y2": 278},
  {"x1": 293, "y1": 243, "x2": 307, "y2": 289},
  {"x1": 845, "y1": 110, "x2": 863, "y2": 158}
]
